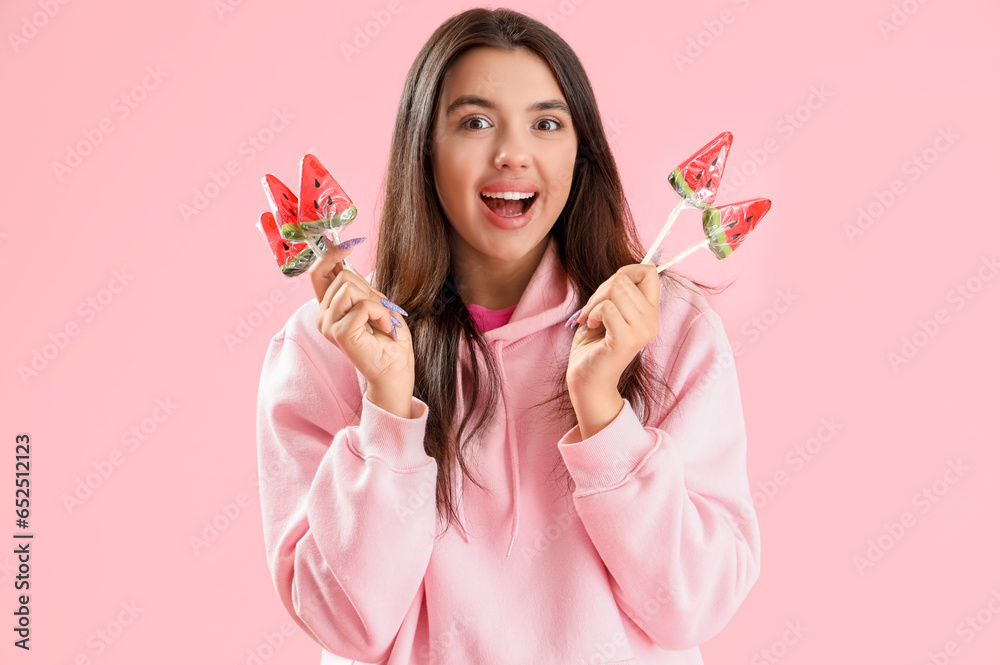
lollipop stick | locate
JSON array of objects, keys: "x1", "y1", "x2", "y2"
[
  {"x1": 306, "y1": 230, "x2": 352, "y2": 275},
  {"x1": 329, "y1": 226, "x2": 355, "y2": 273},
  {"x1": 656, "y1": 238, "x2": 710, "y2": 273},
  {"x1": 304, "y1": 234, "x2": 325, "y2": 261},
  {"x1": 641, "y1": 199, "x2": 686, "y2": 265}
]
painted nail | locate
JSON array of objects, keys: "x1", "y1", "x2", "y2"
[
  {"x1": 381, "y1": 297, "x2": 409, "y2": 317},
  {"x1": 650, "y1": 247, "x2": 663, "y2": 265},
  {"x1": 390, "y1": 316, "x2": 399, "y2": 341},
  {"x1": 336, "y1": 236, "x2": 368, "y2": 251},
  {"x1": 564, "y1": 308, "x2": 583, "y2": 328}
]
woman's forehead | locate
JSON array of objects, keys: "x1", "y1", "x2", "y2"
[{"x1": 437, "y1": 48, "x2": 565, "y2": 110}]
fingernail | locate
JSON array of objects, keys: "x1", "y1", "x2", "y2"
[
  {"x1": 381, "y1": 297, "x2": 409, "y2": 317},
  {"x1": 565, "y1": 308, "x2": 583, "y2": 328},
  {"x1": 390, "y1": 319, "x2": 398, "y2": 341},
  {"x1": 336, "y1": 236, "x2": 368, "y2": 251}
]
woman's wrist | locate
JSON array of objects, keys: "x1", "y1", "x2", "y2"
[
  {"x1": 366, "y1": 380, "x2": 416, "y2": 419},
  {"x1": 568, "y1": 384, "x2": 625, "y2": 440}
]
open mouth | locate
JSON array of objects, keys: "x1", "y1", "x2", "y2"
[{"x1": 479, "y1": 192, "x2": 537, "y2": 218}]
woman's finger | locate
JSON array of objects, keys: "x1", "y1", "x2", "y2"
[
  {"x1": 323, "y1": 279, "x2": 383, "y2": 330},
  {"x1": 322, "y1": 295, "x2": 395, "y2": 342},
  {"x1": 309, "y1": 244, "x2": 360, "y2": 302},
  {"x1": 570, "y1": 265, "x2": 658, "y2": 328},
  {"x1": 621, "y1": 263, "x2": 660, "y2": 310},
  {"x1": 601, "y1": 274, "x2": 649, "y2": 329},
  {"x1": 320, "y1": 265, "x2": 377, "y2": 312},
  {"x1": 589, "y1": 299, "x2": 628, "y2": 349}
]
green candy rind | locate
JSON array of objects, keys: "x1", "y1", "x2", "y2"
[
  {"x1": 279, "y1": 224, "x2": 308, "y2": 243},
  {"x1": 701, "y1": 207, "x2": 732, "y2": 259},
  {"x1": 299, "y1": 205, "x2": 358, "y2": 234},
  {"x1": 668, "y1": 168, "x2": 711, "y2": 210},
  {"x1": 279, "y1": 249, "x2": 313, "y2": 276},
  {"x1": 278, "y1": 237, "x2": 327, "y2": 276},
  {"x1": 279, "y1": 206, "x2": 358, "y2": 242}
]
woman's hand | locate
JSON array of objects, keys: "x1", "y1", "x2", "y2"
[
  {"x1": 565, "y1": 264, "x2": 660, "y2": 434},
  {"x1": 309, "y1": 243, "x2": 415, "y2": 418}
]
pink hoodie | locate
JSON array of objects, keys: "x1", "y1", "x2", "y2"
[{"x1": 256, "y1": 236, "x2": 761, "y2": 665}]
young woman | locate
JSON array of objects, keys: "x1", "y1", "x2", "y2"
[{"x1": 256, "y1": 8, "x2": 760, "y2": 664}]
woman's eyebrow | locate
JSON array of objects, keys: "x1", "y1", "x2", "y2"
[{"x1": 444, "y1": 94, "x2": 571, "y2": 117}]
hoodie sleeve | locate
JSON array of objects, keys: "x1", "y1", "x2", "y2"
[
  {"x1": 555, "y1": 307, "x2": 761, "y2": 651},
  {"x1": 255, "y1": 331, "x2": 439, "y2": 663}
]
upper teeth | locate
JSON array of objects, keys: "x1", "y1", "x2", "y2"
[{"x1": 481, "y1": 191, "x2": 536, "y2": 200}]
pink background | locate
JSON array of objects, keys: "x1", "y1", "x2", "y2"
[{"x1": 2, "y1": 0, "x2": 998, "y2": 663}]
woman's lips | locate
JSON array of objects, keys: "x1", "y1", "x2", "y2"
[
  {"x1": 479, "y1": 193, "x2": 536, "y2": 217},
  {"x1": 478, "y1": 192, "x2": 536, "y2": 230}
]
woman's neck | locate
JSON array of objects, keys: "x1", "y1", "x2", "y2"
[{"x1": 449, "y1": 235, "x2": 549, "y2": 310}]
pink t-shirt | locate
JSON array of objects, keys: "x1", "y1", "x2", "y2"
[{"x1": 467, "y1": 303, "x2": 516, "y2": 332}]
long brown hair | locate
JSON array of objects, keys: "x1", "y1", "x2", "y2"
[{"x1": 371, "y1": 7, "x2": 730, "y2": 539}]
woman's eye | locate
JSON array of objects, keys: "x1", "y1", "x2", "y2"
[
  {"x1": 461, "y1": 116, "x2": 491, "y2": 130},
  {"x1": 459, "y1": 117, "x2": 564, "y2": 131}
]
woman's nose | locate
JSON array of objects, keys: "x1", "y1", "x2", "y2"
[{"x1": 493, "y1": 133, "x2": 530, "y2": 169}]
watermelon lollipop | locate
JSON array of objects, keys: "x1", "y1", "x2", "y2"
[
  {"x1": 256, "y1": 153, "x2": 361, "y2": 276},
  {"x1": 655, "y1": 197, "x2": 771, "y2": 272},
  {"x1": 667, "y1": 131, "x2": 733, "y2": 210},
  {"x1": 641, "y1": 131, "x2": 734, "y2": 266},
  {"x1": 702, "y1": 198, "x2": 771, "y2": 259},
  {"x1": 261, "y1": 174, "x2": 307, "y2": 242},
  {"x1": 256, "y1": 211, "x2": 326, "y2": 276},
  {"x1": 297, "y1": 153, "x2": 357, "y2": 236}
]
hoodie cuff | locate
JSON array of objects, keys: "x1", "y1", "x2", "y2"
[
  {"x1": 352, "y1": 394, "x2": 433, "y2": 470},
  {"x1": 556, "y1": 399, "x2": 664, "y2": 494}
]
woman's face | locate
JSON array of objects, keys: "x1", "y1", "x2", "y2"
[{"x1": 429, "y1": 46, "x2": 578, "y2": 268}]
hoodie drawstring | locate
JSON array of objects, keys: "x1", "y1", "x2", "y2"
[
  {"x1": 453, "y1": 335, "x2": 522, "y2": 555},
  {"x1": 496, "y1": 342, "x2": 520, "y2": 557},
  {"x1": 453, "y1": 341, "x2": 471, "y2": 544}
]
